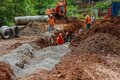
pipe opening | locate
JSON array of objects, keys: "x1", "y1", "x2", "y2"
[
  {"x1": 14, "y1": 27, "x2": 20, "y2": 37},
  {"x1": 4, "y1": 29, "x2": 10, "y2": 39},
  {"x1": 8, "y1": 29, "x2": 14, "y2": 38}
]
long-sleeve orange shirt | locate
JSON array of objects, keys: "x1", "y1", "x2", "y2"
[
  {"x1": 85, "y1": 15, "x2": 91, "y2": 24},
  {"x1": 56, "y1": 36, "x2": 64, "y2": 45},
  {"x1": 48, "y1": 18, "x2": 55, "y2": 26}
]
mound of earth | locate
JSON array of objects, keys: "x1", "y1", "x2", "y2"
[
  {"x1": 46, "y1": 17, "x2": 120, "y2": 80},
  {"x1": 0, "y1": 61, "x2": 15, "y2": 80},
  {"x1": 64, "y1": 19, "x2": 85, "y2": 33},
  {"x1": 20, "y1": 22, "x2": 47, "y2": 36},
  {"x1": 70, "y1": 17, "x2": 120, "y2": 47},
  {"x1": 74, "y1": 33, "x2": 120, "y2": 55}
]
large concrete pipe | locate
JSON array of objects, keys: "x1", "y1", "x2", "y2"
[
  {"x1": 14, "y1": 27, "x2": 20, "y2": 37},
  {"x1": 15, "y1": 15, "x2": 48, "y2": 25},
  {"x1": 0, "y1": 26, "x2": 15, "y2": 39},
  {"x1": 10, "y1": 26, "x2": 20, "y2": 37}
]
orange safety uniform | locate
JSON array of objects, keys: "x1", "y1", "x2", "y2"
[
  {"x1": 48, "y1": 18, "x2": 55, "y2": 26},
  {"x1": 85, "y1": 15, "x2": 91, "y2": 24},
  {"x1": 56, "y1": 36, "x2": 64, "y2": 45},
  {"x1": 104, "y1": 15, "x2": 108, "y2": 22}
]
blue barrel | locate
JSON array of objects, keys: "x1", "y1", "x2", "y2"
[{"x1": 112, "y1": 2, "x2": 120, "y2": 16}]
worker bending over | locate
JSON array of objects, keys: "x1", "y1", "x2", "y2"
[
  {"x1": 64, "y1": 32, "x2": 71, "y2": 42},
  {"x1": 48, "y1": 15, "x2": 55, "y2": 32},
  {"x1": 56, "y1": 33, "x2": 64, "y2": 45},
  {"x1": 84, "y1": 14, "x2": 91, "y2": 32}
]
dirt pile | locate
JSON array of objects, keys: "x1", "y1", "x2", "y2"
[
  {"x1": 20, "y1": 22, "x2": 47, "y2": 36},
  {"x1": 35, "y1": 37, "x2": 55, "y2": 49},
  {"x1": 47, "y1": 53, "x2": 101, "y2": 80},
  {"x1": 75, "y1": 33, "x2": 120, "y2": 55},
  {"x1": 70, "y1": 17, "x2": 120, "y2": 47},
  {"x1": 48, "y1": 49, "x2": 120, "y2": 80},
  {"x1": 46, "y1": 17, "x2": 120, "y2": 80},
  {"x1": 63, "y1": 19, "x2": 85, "y2": 32},
  {"x1": 0, "y1": 61, "x2": 15, "y2": 80},
  {"x1": 110, "y1": 16, "x2": 120, "y2": 24}
]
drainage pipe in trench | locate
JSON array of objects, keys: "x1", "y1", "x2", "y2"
[{"x1": 15, "y1": 15, "x2": 48, "y2": 25}]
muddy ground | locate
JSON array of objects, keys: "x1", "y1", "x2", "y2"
[{"x1": 0, "y1": 17, "x2": 120, "y2": 80}]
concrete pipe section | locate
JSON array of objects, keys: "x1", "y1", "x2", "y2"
[
  {"x1": 10, "y1": 26, "x2": 20, "y2": 37},
  {"x1": 0, "y1": 26, "x2": 15, "y2": 39},
  {"x1": 15, "y1": 15, "x2": 48, "y2": 25},
  {"x1": 0, "y1": 26, "x2": 20, "y2": 39}
]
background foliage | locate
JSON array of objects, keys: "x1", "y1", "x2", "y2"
[
  {"x1": 0, "y1": 0, "x2": 79, "y2": 26},
  {"x1": 0, "y1": 0, "x2": 111, "y2": 26}
]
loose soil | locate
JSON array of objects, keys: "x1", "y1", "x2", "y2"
[{"x1": 0, "y1": 17, "x2": 120, "y2": 80}]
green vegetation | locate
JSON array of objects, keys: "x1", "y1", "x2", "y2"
[
  {"x1": 0, "y1": 0, "x2": 38, "y2": 26},
  {"x1": 0, "y1": 0, "x2": 112, "y2": 25},
  {"x1": 96, "y1": 1, "x2": 111, "y2": 9},
  {"x1": 0, "y1": 0, "x2": 79, "y2": 26}
]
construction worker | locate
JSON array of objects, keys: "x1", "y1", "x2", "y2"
[
  {"x1": 91, "y1": 15, "x2": 95, "y2": 24},
  {"x1": 103, "y1": 14, "x2": 108, "y2": 22},
  {"x1": 64, "y1": 32, "x2": 71, "y2": 42},
  {"x1": 48, "y1": 15, "x2": 55, "y2": 32},
  {"x1": 84, "y1": 14, "x2": 91, "y2": 31},
  {"x1": 56, "y1": 33, "x2": 64, "y2": 45}
]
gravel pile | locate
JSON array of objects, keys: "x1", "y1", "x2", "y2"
[{"x1": 0, "y1": 43, "x2": 70, "y2": 78}]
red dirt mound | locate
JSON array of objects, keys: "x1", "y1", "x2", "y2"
[
  {"x1": 47, "y1": 17, "x2": 120, "y2": 80},
  {"x1": 64, "y1": 19, "x2": 85, "y2": 33},
  {"x1": 0, "y1": 61, "x2": 15, "y2": 80},
  {"x1": 70, "y1": 17, "x2": 120, "y2": 47}
]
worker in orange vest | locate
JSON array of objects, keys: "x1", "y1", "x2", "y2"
[
  {"x1": 48, "y1": 15, "x2": 55, "y2": 32},
  {"x1": 104, "y1": 14, "x2": 108, "y2": 22},
  {"x1": 84, "y1": 14, "x2": 91, "y2": 31},
  {"x1": 56, "y1": 33, "x2": 64, "y2": 45}
]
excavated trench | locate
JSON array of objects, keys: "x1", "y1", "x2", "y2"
[
  {"x1": 1, "y1": 17, "x2": 120, "y2": 80},
  {"x1": 0, "y1": 21, "x2": 72, "y2": 79}
]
